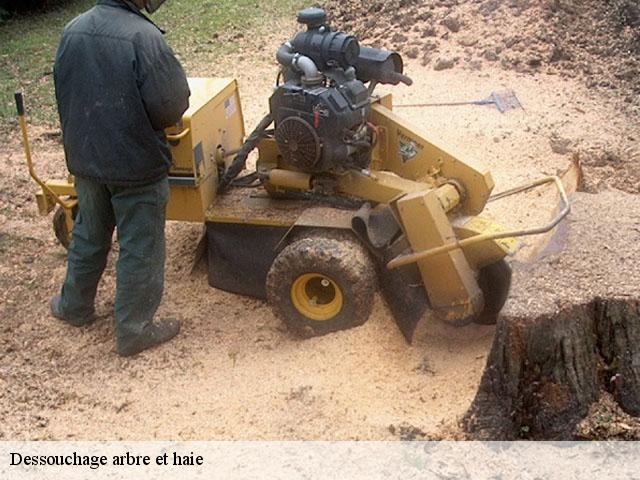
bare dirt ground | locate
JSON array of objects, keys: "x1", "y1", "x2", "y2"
[{"x1": 1, "y1": 1, "x2": 639, "y2": 440}]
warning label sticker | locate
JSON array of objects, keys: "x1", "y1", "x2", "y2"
[
  {"x1": 398, "y1": 131, "x2": 423, "y2": 163},
  {"x1": 224, "y1": 97, "x2": 237, "y2": 119}
]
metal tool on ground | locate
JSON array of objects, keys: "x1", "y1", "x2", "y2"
[
  {"x1": 17, "y1": 8, "x2": 568, "y2": 343},
  {"x1": 396, "y1": 90, "x2": 523, "y2": 113}
]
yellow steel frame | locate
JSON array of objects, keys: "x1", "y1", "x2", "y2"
[
  {"x1": 368, "y1": 102, "x2": 495, "y2": 215},
  {"x1": 165, "y1": 77, "x2": 245, "y2": 222}
]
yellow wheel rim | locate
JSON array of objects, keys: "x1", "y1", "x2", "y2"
[{"x1": 290, "y1": 273, "x2": 344, "y2": 321}]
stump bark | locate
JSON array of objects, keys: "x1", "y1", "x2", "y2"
[{"x1": 464, "y1": 191, "x2": 640, "y2": 439}]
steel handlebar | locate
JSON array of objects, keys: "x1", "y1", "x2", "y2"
[{"x1": 386, "y1": 176, "x2": 571, "y2": 270}]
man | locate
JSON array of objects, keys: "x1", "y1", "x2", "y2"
[{"x1": 51, "y1": 0, "x2": 191, "y2": 357}]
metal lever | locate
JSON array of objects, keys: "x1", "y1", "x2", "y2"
[{"x1": 166, "y1": 128, "x2": 190, "y2": 142}]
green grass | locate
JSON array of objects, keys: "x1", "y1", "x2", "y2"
[{"x1": 0, "y1": 0, "x2": 307, "y2": 129}]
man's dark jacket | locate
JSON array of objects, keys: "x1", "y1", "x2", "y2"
[{"x1": 54, "y1": 0, "x2": 190, "y2": 186}]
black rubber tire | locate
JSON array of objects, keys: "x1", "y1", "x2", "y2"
[
  {"x1": 53, "y1": 206, "x2": 77, "y2": 249},
  {"x1": 266, "y1": 231, "x2": 376, "y2": 338},
  {"x1": 474, "y1": 259, "x2": 513, "y2": 325}
]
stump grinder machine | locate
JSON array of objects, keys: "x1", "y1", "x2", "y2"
[{"x1": 16, "y1": 8, "x2": 570, "y2": 341}]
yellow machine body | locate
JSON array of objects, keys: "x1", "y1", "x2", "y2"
[
  {"x1": 19, "y1": 77, "x2": 571, "y2": 336},
  {"x1": 23, "y1": 78, "x2": 245, "y2": 239},
  {"x1": 20, "y1": 80, "x2": 516, "y2": 326},
  {"x1": 256, "y1": 94, "x2": 516, "y2": 324},
  {"x1": 165, "y1": 77, "x2": 245, "y2": 222}
]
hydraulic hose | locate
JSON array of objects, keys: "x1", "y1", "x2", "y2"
[{"x1": 218, "y1": 113, "x2": 273, "y2": 193}]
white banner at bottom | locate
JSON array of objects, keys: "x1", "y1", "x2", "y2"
[{"x1": 1, "y1": 441, "x2": 639, "y2": 479}]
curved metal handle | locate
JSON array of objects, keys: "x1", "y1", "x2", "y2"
[
  {"x1": 387, "y1": 176, "x2": 571, "y2": 270},
  {"x1": 166, "y1": 128, "x2": 190, "y2": 142},
  {"x1": 16, "y1": 91, "x2": 75, "y2": 211}
]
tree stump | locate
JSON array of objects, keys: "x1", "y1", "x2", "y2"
[{"x1": 464, "y1": 191, "x2": 640, "y2": 439}]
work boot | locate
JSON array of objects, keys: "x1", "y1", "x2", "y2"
[
  {"x1": 117, "y1": 319, "x2": 181, "y2": 357},
  {"x1": 50, "y1": 295, "x2": 95, "y2": 327}
]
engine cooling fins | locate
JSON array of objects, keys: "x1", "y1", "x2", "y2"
[{"x1": 275, "y1": 116, "x2": 321, "y2": 170}]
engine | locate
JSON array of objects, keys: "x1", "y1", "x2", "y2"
[{"x1": 270, "y1": 8, "x2": 412, "y2": 175}]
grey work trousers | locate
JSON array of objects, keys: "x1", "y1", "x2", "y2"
[{"x1": 58, "y1": 176, "x2": 170, "y2": 346}]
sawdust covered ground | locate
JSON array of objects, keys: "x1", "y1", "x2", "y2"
[{"x1": 1, "y1": 3, "x2": 639, "y2": 440}]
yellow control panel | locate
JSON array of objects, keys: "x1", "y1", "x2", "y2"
[{"x1": 165, "y1": 78, "x2": 245, "y2": 222}]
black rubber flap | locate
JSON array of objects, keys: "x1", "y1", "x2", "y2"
[
  {"x1": 206, "y1": 222, "x2": 288, "y2": 299},
  {"x1": 377, "y1": 248, "x2": 430, "y2": 343}
]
